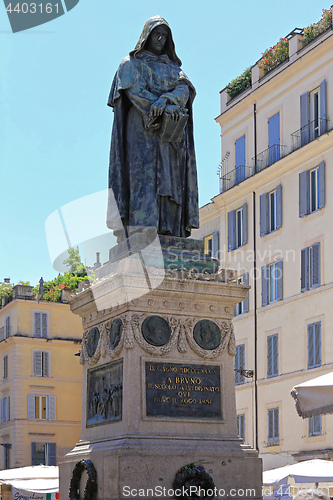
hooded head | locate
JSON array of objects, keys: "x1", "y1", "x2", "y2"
[{"x1": 129, "y1": 16, "x2": 182, "y2": 66}]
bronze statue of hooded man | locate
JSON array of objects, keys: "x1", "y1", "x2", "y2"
[{"x1": 107, "y1": 16, "x2": 199, "y2": 241}]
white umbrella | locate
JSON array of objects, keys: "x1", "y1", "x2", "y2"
[
  {"x1": 291, "y1": 371, "x2": 333, "y2": 418},
  {"x1": 0, "y1": 465, "x2": 58, "y2": 494},
  {"x1": 263, "y1": 459, "x2": 333, "y2": 485}
]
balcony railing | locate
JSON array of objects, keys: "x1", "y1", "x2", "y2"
[
  {"x1": 291, "y1": 118, "x2": 328, "y2": 151},
  {"x1": 220, "y1": 165, "x2": 255, "y2": 192},
  {"x1": 253, "y1": 144, "x2": 287, "y2": 172}
]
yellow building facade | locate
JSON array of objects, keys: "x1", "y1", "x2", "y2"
[
  {"x1": 0, "y1": 284, "x2": 83, "y2": 469},
  {"x1": 193, "y1": 18, "x2": 333, "y2": 470}
]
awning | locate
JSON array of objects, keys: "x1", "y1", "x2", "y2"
[
  {"x1": 291, "y1": 371, "x2": 333, "y2": 418},
  {"x1": 0, "y1": 465, "x2": 58, "y2": 494},
  {"x1": 263, "y1": 459, "x2": 333, "y2": 485}
]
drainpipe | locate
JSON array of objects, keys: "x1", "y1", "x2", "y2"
[{"x1": 253, "y1": 103, "x2": 259, "y2": 453}]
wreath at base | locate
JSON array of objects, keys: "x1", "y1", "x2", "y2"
[
  {"x1": 173, "y1": 463, "x2": 215, "y2": 500},
  {"x1": 69, "y1": 459, "x2": 97, "y2": 500}
]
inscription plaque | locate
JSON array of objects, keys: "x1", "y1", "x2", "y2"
[
  {"x1": 87, "y1": 360, "x2": 123, "y2": 426},
  {"x1": 145, "y1": 361, "x2": 221, "y2": 419}
]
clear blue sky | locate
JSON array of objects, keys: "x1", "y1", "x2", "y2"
[{"x1": 0, "y1": 0, "x2": 326, "y2": 286}]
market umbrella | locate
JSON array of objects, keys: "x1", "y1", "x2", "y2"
[
  {"x1": 291, "y1": 371, "x2": 333, "y2": 418},
  {"x1": 263, "y1": 459, "x2": 333, "y2": 485}
]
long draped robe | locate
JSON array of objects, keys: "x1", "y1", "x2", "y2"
[{"x1": 107, "y1": 17, "x2": 199, "y2": 238}]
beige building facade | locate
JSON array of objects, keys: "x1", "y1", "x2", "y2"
[
  {"x1": 193, "y1": 20, "x2": 333, "y2": 470},
  {"x1": 0, "y1": 284, "x2": 83, "y2": 469}
]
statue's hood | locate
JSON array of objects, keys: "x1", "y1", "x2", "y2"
[{"x1": 129, "y1": 15, "x2": 182, "y2": 66}]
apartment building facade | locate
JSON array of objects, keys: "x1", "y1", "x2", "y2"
[
  {"x1": 193, "y1": 18, "x2": 333, "y2": 470},
  {"x1": 0, "y1": 284, "x2": 83, "y2": 469}
]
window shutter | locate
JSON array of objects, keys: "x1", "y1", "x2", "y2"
[
  {"x1": 31, "y1": 443, "x2": 37, "y2": 466},
  {"x1": 228, "y1": 210, "x2": 235, "y2": 251},
  {"x1": 318, "y1": 161, "x2": 325, "y2": 209},
  {"x1": 48, "y1": 396, "x2": 56, "y2": 421},
  {"x1": 261, "y1": 265, "x2": 268, "y2": 306},
  {"x1": 319, "y1": 80, "x2": 327, "y2": 134},
  {"x1": 268, "y1": 113, "x2": 280, "y2": 164},
  {"x1": 242, "y1": 203, "x2": 247, "y2": 245},
  {"x1": 43, "y1": 352, "x2": 49, "y2": 377},
  {"x1": 28, "y1": 394, "x2": 35, "y2": 420},
  {"x1": 34, "y1": 352, "x2": 42, "y2": 377},
  {"x1": 260, "y1": 193, "x2": 268, "y2": 236},
  {"x1": 300, "y1": 92, "x2": 310, "y2": 146},
  {"x1": 314, "y1": 323, "x2": 321, "y2": 367},
  {"x1": 301, "y1": 247, "x2": 309, "y2": 292},
  {"x1": 3, "y1": 355, "x2": 8, "y2": 379},
  {"x1": 308, "y1": 324, "x2": 315, "y2": 368},
  {"x1": 0, "y1": 398, "x2": 3, "y2": 423},
  {"x1": 276, "y1": 185, "x2": 282, "y2": 229},
  {"x1": 48, "y1": 443, "x2": 57, "y2": 466},
  {"x1": 235, "y1": 135, "x2": 246, "y2": 184},
  {"x1": 4, "y1": 396, "x2": 9, "y2": 422},
  {"x1": 299, "y1": 171, "x2": 309, "y2": 217},
  {"x1": 5, "y1": 317, "x2": 10, "y2": 338},
  {"x1": 239, "y1": 344, "x2": 245, "y2": 384},
  {"x1": 240, "y1": 415, "x2": 245, "y2": 441},
  {"x1": 276, "y1": 259, "x2": 283, "y2": 301},
  {"x1": 267, "y1": 336, "x2": 273, "y2": 377},
  {"x1": 234, "y1": 349, "x2": 239, "y2": 385},
  {"x1": 212, "y1": 231, "x2": 219, "y2": 259},
  {"x1": 311, "y1": 243, "x2": 321, "y2": 288},
  {"x1": 268, "y1": 409, "x2": 273, "y2": 440},
  {"x1": 243, "y1": 273, "x2": 249, "y2": 313},
  {"x1": 314, "y1": 415, "x2": 322, "y2": 435},
  {"x1": 274, "y1": 408, "x2": 279, "y2": 440},
  {"x1": 34, "y1": 313, "x2": 41, "y2": 338},
  {"x1": 273, "y1": 335, "x2": 278, "y2": 376},
  {"x1": 42, "y1": 314, "x2": 48, "y2": 338}
]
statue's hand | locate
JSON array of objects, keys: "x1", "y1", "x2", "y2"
[
  {"x1": 165, "y1": 104, "x2": 182, "y2": 121},
  {"x1": 149, "y1": 97, "x2": 167, "y2": 117}
]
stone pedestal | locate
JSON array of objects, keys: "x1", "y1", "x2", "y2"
[{"x1": 60, "y1": 238, "x2": 262, "y2": 500}]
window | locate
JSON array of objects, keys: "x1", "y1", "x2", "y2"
[
  {"x1": 301, "y1": 243, "x2": 320, "y2": 292},
  {"x1": 228, "y1": 204, "x2": 247, "y2": 251},
  {"x1": 307, "y1": 322, "x2": 321, "y2": 369},
  {"x1": 235, "y1": 273, "x2": 249, "y2": 316},
  {"x1": 268, "y1": 407, "x2": 279, "y2": 443},
  {"x1": 28, "y1": 394, "x2": 56, "y2": 420},
  {"x1": 33, "y1": 351, "x2": 49, "y2": 377},
  {"x1": 204, "y1": 232, "x2": 219, "y2": 258},
  {"x1": 267, "y1": 334, "x2": 278, "y2": 378},
  {"x1": 300, "y1": 80, "x2": 326, "y2": 147},
  {"x1": 234, "y1": 344, "x2": 245, "y2": 385},
  {"x1": 34, "y1": 312, "x2": 48, "y2": 338},
  {"x1": 3, "y1": 355, "x2": 8, "y2": 380},
  {"x1": 261, "y1": 260, "x2": 283, "y2": 306},
  {"x1": 235, "y1": 135, "x2": 246, "y2": 184},
  {"x1": 299, "y1": 162, "x2": 325, "y2": 217},
  {"x1": 1, "y1": 396, "x2": 10, "y2": 423},
  {"x1": 31, "y1": 442, "x2": 56, "y2": 466},
  {"x1": 3, "y1": 445, "x2": 9, "y2": 469},
  {"x1": 237, "y1": 414, "x2": 245, "y2": 442},
  {"x1": 268, "y1": 112, "x2": 280, "y2": 165},
  {"x1": 309, "y1": 415, "x2": 322, "y2": 437},
  {"x1": 5, "y1": 317, "x2": 10, "y2": 339},
  {"x1": 260, "y1": 185, "x2": 282, "y2": 235}
]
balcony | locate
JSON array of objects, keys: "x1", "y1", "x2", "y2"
[
  {"x1": 253, "y1": 144, "x2": 287, "y2": 173},
  {"x1": 291, "y1": 118, "x2": 328, "y2": 151},
  {"x1": 220, "y1": 165, "x2": 255, "y2": 192}
]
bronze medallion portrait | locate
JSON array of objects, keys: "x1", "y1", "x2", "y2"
[
  {"x1": 87, "y1": 327, "x2": 100, "y2": 357},
  {"x1": 193, "y1": 320, "x2": 221, "y2": 350},
  {"x1": 109, "y1": 318, "x2": 123, "y2": 350},
  {"x1": 142, "y1": 315, "x2": 171, "y2": 346}
]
